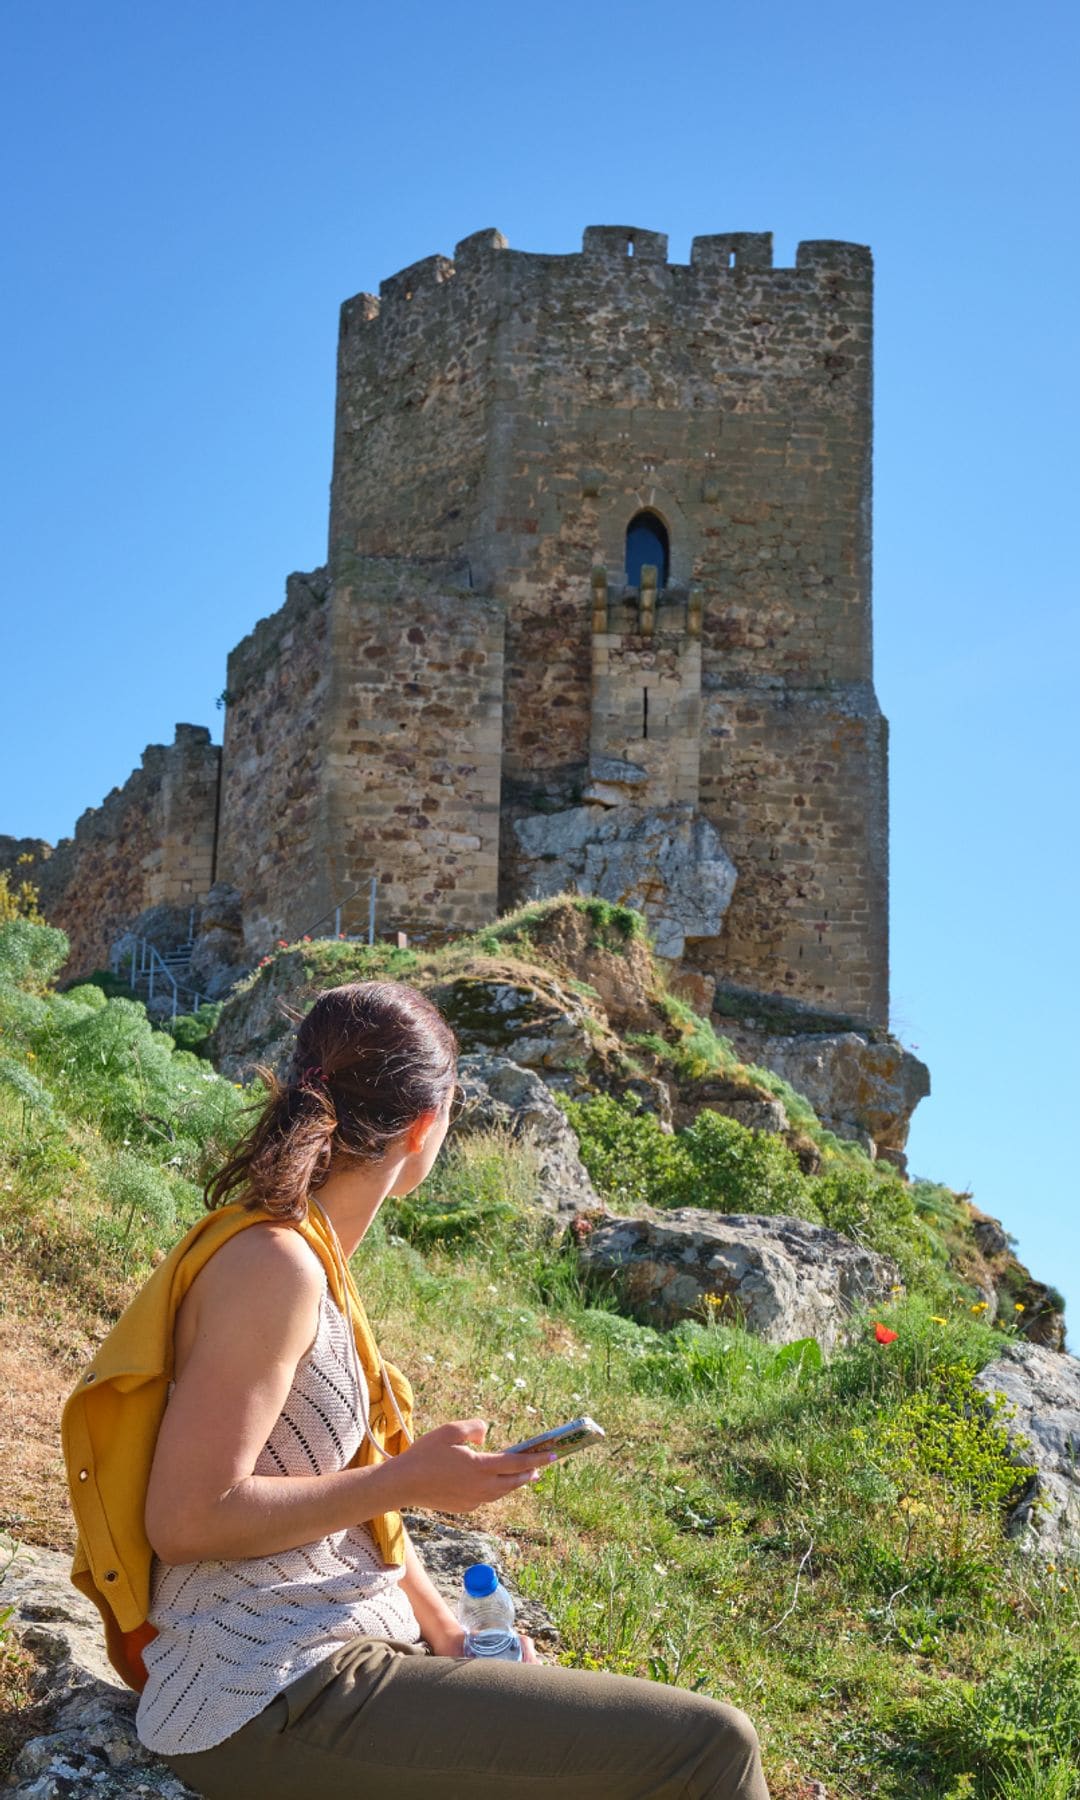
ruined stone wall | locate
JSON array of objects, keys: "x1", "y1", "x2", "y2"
[
  {"x1": 321, "y1": 560, "x2": 504, "y2": 938},
  {"x1": 6, "y1": 726, "x2": 221, "y2": 979},
  {"x1": 216, "y1": 571, "x2": 330, "y2": 955},
  {"x1": 697, "y1": 684, "x2": 889, "y2": 1023}
]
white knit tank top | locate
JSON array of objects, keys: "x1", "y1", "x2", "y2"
[{"x1": 136, "y1": 1267, "x2": 420, "y2": 1756}]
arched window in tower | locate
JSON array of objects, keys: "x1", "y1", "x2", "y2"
[{"x1": 625, "y1": 511, "x2": 670, "y2": 590}]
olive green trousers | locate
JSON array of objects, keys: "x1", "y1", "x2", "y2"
[{"x1": 161, "y1": 1636, "x2": 770, "y2": 1799}]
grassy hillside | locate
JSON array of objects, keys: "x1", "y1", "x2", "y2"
[{"x1": 1, "y1": 910, "x2": 1077, "y2": 1799}]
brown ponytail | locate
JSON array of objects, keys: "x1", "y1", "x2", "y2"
[{"x1": 206, "y1": 980, "x2": 459, "y2": 1222}]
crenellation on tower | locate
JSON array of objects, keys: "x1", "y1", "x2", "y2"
[{"x1": 690, "y1": 232, "x2": 774, "y2": 270}]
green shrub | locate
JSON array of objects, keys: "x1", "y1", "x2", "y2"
[
  {"x1": 562, "y1": 1090, "x2": 814, "y2": 1218},
  {"x1": 874, "y1": 1362, "x2": 1034, "y2": 1515},
  {"x1": 681, "y1": 1109, "x2": 813, "y2": 1217},
  {"x1": 26, "y1": 990, "x2": 247, "y2": 1183},
  {"x1": 96, "y1": 1147, "x2": 178, "y2": 1244},
  {"x1": 162, "y1": 1001, "x2": 224, "y2": 1059},
  {"x1": 558, "y1": 1091, "x2": 698, "y2": 1211},
  {"x1": 812, "y1": 1159, "x2": 947, "y2": 1293},
  {"x1": 392, "y1": 1128, "x2": 537, "y2": 1249},
  {"x1": 0, "y1": 919, "x2": 69, "y2": 989}
]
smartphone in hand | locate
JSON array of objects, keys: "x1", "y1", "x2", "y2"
[{"x1": 504, "y1": 1416, "x2": 605, "y2": 1459}]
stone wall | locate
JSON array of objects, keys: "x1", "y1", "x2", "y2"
[
  {"x1": 694, "y1": 682, "x2": 889, "y2": 1022},
  {"x1": 216, "y1": 570, "x2": 331, "y2": 955},
  {"x1": 321, "y1": 560, "x2": 505, "y2": 938},
  {"x1": 330, "y1": 229, "x2": 507, "y2": 571},
  {"x1": 590, "y1": 608, "x2": 701, "y2": 809},
  {"x1": 2, "y1": 727, "x2": 220, "y2": 979}
]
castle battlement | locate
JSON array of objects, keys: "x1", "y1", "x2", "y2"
[{"x1": 344, "y1": 226, "x2": 872, "y2": 331}]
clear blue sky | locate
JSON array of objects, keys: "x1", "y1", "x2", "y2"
[{"x1": 3, "y1": 1, "x2": 1077, "y2": 1332}]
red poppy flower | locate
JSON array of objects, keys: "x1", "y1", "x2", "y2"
[{"x1": 874, "y1": 1323, "x2": 899, "y2": 1345}]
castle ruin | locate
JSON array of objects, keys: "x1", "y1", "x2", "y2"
[{"x1": 5, "y1": 225, "x2": 889, "y2": 1026}]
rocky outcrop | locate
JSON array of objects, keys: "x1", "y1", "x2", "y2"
[
  {"x1": 963, "y1": 1208, "x2": 1066, "y2": 1351},
  {"x1": 973, "y1": 1342, "x2": 1080, "y2": 1559},
  {"x1": 513, "y1": 805, "x2": 737, "y2": 959},
  {"x1": 2, "y1": 1541, "x2": 195, "y2": 1799},
  {"x1": 670, "y1": 1073, "x2": 789, "y2": 1138},
  {"x1": 3, "y1": 1522, "x2": 557, "y2": 1797},
  {"x1": 432, "y1": 972, "x2": 600, "y2": 1074},
  {"x1": 575, "y1": 1209, "x2": 900, "y2": 1349},
  {"x1": 717, "y1": 1018, "x2": 930, "y2": 1165},
  {"x1": 186, "y1": 882, "x2": 249, "y2": 1000},
  {"x1": 454, "y1": 1052, "x2": 602, "y2": 1216}
]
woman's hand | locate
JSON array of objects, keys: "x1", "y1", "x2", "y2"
[
  {"x1": 425, "y1": 1624, "x2": 540, "y2": 1663},
  {"x1": 394, "y1": 1419, "x2": 556, "y2": 1514}
]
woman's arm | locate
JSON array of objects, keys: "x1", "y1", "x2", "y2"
[
  {"x1": 145, "y1": 1225, "x2": 554, "y2": 1566},
  {"x1": 399, "y1": 1532, "x2": 465, "y2": 1657},
  {"x1": 399, "y1": 1532, "x2": 538, "y2": 1662}
]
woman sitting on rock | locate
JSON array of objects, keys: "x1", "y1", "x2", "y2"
[{"x1": 71, "y1": 980, "x2": 770, "y2": 1799}]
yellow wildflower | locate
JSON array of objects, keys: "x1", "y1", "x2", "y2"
[
  {"x1": 930, "y1": 1316, "x2": 948, "y2": 1325},
  {"x1": 971, "y1": 1301, "x2": 989, "y2": 1313},
  {"x1": 1014, "y1": 1303, "x2": 1025, "y2": 1313}
]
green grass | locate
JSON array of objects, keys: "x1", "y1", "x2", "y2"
[{"x1": 349, "y1": 1202, "x2": 1077, "y2": 1800}]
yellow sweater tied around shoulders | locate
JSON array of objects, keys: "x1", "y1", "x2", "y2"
[{"x1": 60, "y1": 1201, "x2": 413, "y2": 1692}]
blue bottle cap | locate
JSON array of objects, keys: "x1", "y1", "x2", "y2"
[{"x1": 463, "y1": 1562, "x2": 499, "y2": 1598}]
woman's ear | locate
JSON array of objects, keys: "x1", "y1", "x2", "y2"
[{"x1": 404, "y1": 1107, "x2": 441, "y2": 1156}]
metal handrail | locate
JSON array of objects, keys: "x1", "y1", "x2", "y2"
[
  {"x1": 110, "y1": 933, "x2": 206, "y2": 1020},
  {"x1": 300, "y1": 878, "x2": 377, "y2": 945}
]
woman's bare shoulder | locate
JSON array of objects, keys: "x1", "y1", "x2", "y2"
[{"x1": 177, "y1": 1218, "x2": 325, "y2": 1353}]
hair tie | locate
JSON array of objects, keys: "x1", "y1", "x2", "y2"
[{"x1": 301, "y1": 1063, "x2": 327, "y2": 1087}]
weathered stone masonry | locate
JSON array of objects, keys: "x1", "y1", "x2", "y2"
[
  {"x1": 9, "y1": 225, "x2": 889, "y2": 1027},
  {"x1": 0, "y1": 726, "x2": 219, "y2": 976}
]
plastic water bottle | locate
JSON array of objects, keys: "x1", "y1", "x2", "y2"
[{"x1": 457, "y1": 1562, "x2": 523, "y2": 1661}]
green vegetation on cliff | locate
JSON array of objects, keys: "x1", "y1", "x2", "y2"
[{"x1": 1, "y1": 910, "x2": 1077, "y2": 1799}]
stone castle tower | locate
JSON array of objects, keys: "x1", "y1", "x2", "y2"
[{"x1": 7, "y1": 225, "x2": 889, "y2": 1027}]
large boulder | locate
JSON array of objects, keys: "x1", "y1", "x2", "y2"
[
  {"x1": 1, "y1": 1541, "x2": 196, "y2": 1798},
  {"x1": 453, "y1": 1051, "x2": 602, "y2": 1216},
  {"x1": 187, "y1": 882, "x2": 249, "y2": 1000},
  {"x1": 576, "y1": 1209, "x2": 900, "y2": 1350},
  {"x1": 513, "y1": 804, "x2": 737, "y2": 959},
  {"x1": 973, "y1": 1341, "x2": 1080, "y2": 1559},
  {"x1": 3, "y1": 1525, "x2": 557, "y2": 1797},
  {"x1": 718, "y1": 1024, "x2": 930, "y2": 1163}
]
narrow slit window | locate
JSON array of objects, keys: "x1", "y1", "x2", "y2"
[
  {"x1": 642, "y1": 687, "x2": 649, "y2": 739},
  {"x1": 625, "y1": 511, "x2": 670, "y2": 589}
]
